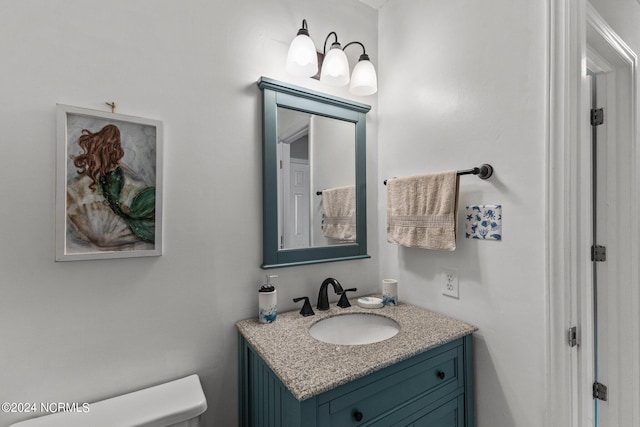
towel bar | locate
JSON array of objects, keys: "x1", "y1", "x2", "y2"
[{"x1": 383, "y1": 163, "x2": 493, "y2": 185}]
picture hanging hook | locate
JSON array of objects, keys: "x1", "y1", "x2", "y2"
[{"x1": 105, "y1": 101, "x2": 116, "y2": 113}]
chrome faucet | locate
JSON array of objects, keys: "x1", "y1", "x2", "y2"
[{"x1": 317, "y1": 278, "x2": 344, "y2": 310}]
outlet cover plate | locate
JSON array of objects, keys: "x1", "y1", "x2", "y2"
[{"x1": 442, "y1": 267, "x2": 459, "y2": 299}]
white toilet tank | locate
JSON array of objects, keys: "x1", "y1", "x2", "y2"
[{"x1": 9, "y1": 374, "x2": 207, "y2": 427}]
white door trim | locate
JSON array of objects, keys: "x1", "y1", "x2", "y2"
[
  {"x1": 548, "y1": 2, "x2": 639, "y2": 426},
  {"x1": 547, "y1": 1, "x2": 587, "y2": 425}
]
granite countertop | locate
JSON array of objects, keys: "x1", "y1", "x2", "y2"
[{"x1": 236, "y1": 298, "x2": 477, "y2": 401}]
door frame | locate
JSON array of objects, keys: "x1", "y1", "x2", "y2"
[{"x1": 548, "y1": 2, "x2": 639, "y2": 426}]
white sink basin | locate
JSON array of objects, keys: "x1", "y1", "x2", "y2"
[{"x1": 309, "y1": 313, "x2": 400, "y2": 345}]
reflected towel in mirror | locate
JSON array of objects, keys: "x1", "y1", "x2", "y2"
[{"x1": 321, "y1": 185, "x2": 356, "y2": 242}]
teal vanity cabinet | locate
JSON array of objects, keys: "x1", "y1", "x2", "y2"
[{"x1": 237, "y1": 333, "x2": 474, "y2": 426}]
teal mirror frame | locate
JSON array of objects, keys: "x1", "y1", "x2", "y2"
[{"x1": 258, "y1": 77, "x2": 371, "y2": 269}]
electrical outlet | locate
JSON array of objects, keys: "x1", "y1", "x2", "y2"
[{"x1": 442, "y1": 268, "x2": 459, "y2": 299}]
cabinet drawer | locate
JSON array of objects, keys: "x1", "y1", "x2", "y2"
[
  {"x1": 319, "y1": 346, "x2": 463, "y2": 426},
  {"x1": 396, "y1": 394, "x2": 464, "y2": 427},
  {"x1": 411, "y1": 395, "x2": 463, "y2": 427}
]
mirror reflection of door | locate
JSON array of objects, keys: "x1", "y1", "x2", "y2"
[
  {"x1": 277, "y1": 107, "x2": 356, "y2": 250},
  {"x1": 277, "y1": 108, "x2": 310, "y2": 249},
  {"x1": 280, "y1": 129, "x2": 310, "y2": 249}
]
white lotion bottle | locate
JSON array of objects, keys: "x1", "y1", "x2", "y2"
[{"x1": 258, "y1": 275, "x2": 278, "y2": 323}]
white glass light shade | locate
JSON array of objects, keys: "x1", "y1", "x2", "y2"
[
  {"x1": 349, "y1": 59, "x2": 378, "y2": 96},
  {"x1": 320, "y1": 48, "x2": 350, "y2": 86},
  {"x1": 286, "y1": 34, "x2": 318, "y2": 77}
]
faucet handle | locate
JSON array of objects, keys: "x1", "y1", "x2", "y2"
[
  {"x1": 293, "y1": 297, "x2": 315, "y2": 317},
  {"x1": 337, "y1": 288, "x2": 357, "y2": 308}
]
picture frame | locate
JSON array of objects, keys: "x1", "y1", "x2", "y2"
[{"x1": 56, "y1": 104, "x2": 163, "y2": 261}]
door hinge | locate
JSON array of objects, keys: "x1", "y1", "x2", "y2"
[
  {"x1": 593, "y1": 382, "x2": 608, "y2": 401},
  {"x1": 591, "y1": 245, "x2": 606, "y2": 262},
  {"x1": 591, "y1": 108, "x2": 604, "y2": 126},
  {"x1": 568, "y1": 326, "x2": 579, "y2": 347}
]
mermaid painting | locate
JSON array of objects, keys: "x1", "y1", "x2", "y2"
[{"x1": 65, "y1": 123, "x2": 157, "y2": 252}]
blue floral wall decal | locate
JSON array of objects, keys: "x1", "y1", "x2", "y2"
[{"x1": 465, "y1": 204, "x2": 502, "y2": 241}]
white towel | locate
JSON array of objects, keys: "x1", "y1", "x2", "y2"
[
  {"x1": 322, "y1": 185, "x2": 356, "y2": 242},
  {"x1": 386, "y1": 171, "x2": 459, "y2": 250}
]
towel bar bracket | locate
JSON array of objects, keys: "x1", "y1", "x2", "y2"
[{"x1": 469, "y1": 164, "x2": 493, "y2": 180}]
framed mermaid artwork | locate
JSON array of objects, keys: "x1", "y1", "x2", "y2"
[{"x1": 55, "y1": 105, "x2": 163, "y2": 261}]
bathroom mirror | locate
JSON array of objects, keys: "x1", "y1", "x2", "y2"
[{"x1": 258, "y1": 77, "x2": 370, "y2": 268}]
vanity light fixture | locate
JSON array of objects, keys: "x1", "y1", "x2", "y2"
[{"x1": 285, "y1": 19, "x2": 378, "y2": 96}]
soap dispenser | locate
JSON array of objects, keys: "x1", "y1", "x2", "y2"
[{"x1": 258, "y1": 275, "x2": 278, "y2": 324}]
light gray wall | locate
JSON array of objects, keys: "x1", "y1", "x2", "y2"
[
  {"x1": 0, "y1": 1, "x2": 378, "y2": 426},
  {"x1": 377, "y1": 1, "x2": 547, "y2": 426},
  {"x1": 377, "y1": 0, "x2": 640, "y2": 426}
]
